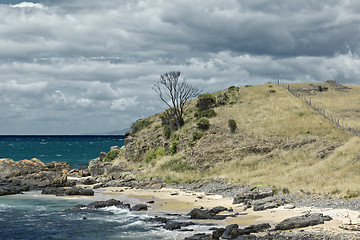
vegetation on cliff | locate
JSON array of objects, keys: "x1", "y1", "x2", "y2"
[{"x1": 114, "y1": 82, "x2": 360, "y2": 196}]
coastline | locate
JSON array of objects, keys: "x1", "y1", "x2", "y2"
[{"x1": 95, "y1": 185, "x2": 360, "y2": 239}]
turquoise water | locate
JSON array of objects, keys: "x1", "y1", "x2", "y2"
[
  {"x1": 0, "y1": 191, "x2": 175, "y2": 240},
  {"x1": 0, "y1": 136, "x2": 189, "y2": 239},
  {"x1": 0, "y1": 135, "x2": 125, "y2": 168}
]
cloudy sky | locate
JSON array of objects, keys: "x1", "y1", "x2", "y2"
[{"x1": 1, "y1": 0, "x2": 360, "y2": 134}]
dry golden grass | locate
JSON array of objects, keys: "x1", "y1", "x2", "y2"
[
  {"x1": 117, "y1": 83, "x2": 360, "y2": 195},
  {"x1": 289, "y1": 82, "x2": 360, "y2": 132}
]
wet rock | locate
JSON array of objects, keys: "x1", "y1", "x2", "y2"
[
  {"x1": 131, "y1": 204, "x2": 148, "y2": 211},
  {"x1": 86, "y1": 199, "x2": 129, "y2": 209},
  {"x1": 65, "y1": 187, "x2": 94, "y2": 196},
  {"x1": 274, "y1": 213, "x2": 331, "y2": 230},
  {"x1": 147, "y1": 216, "x2": 168, "y2": 224},
  {"x1": 212, "y1": 228, "x2": 225, "y2": 239}
]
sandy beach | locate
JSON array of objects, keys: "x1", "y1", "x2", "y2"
[{"x1": 95, "y1": 186, "x2": 360, "y2": 238}]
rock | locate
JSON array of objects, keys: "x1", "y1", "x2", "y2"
[
  {"x1": 339, "y1": 223, "x2": 360, "y2": 231},
  {"x1": 274, "y1": 213, "x2": 330, "y2": 230},
  {"x1": 0, "y1": 158, "x2": 46, "y2": 179},
  {"x1": 86, "y1": 199, "x2": 128, "y2": 209},
  {"x1": 283, "y1": 204, "x2": 296, "y2": 209},
  {"x1": 146, "y1": 200, "x2": 155, "y2": 204},
  {"x1": 131, "y1": 204, "x2": 148, "y2": 211},
  {"x1": 110, "y1": 146, "x2": 121, "y2": 151},
  {"x1": 65, "y1": 187, "x2": 94, "y2": 196},
  {"x1": 233, "y1": 186, "x2": 273, "y2": 204},
  {"x1": 164, "y1": 221, "x2": 195, "y2": 230},
  {"x1": 252, "y1": 196, "x2": 285, "y2": 211},
  {"x1": 212, "y1": 228, "x2": 226, "y2": 239},
  {"x1": 147, "y1": 216, "x2": 168, "y2": 224},
  {"x1": 0, "y1": 186, "x2": 22, "y2": 196},
  {"x1": 83, "y1": 177, "x2": 96, "y2": 185},
  {"x1": 208, "y1": 206, "x2": 228, "y2": 215},
  {"x1": 184, "y1": 233, "x2": 212, "y2": 240},
  {"x1": 238, "y1": 223, "x2": 271, "y2": 235},
  {"x1": 221, "y1": 224, "x2": 241, "y2": 239},
  {"x1": 189, "y1": 208, "x2": 215, "y2": 219},
  {"x1": 99, "y1": 152, "x2": 107, "y2": 161},
  {"x1": 41, "y1": 187, "x2": 66, "y2": 196}
]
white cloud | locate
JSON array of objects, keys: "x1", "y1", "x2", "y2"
[
  {"x1": 11, "y1": 2, "x2": 45, "y2": 9},
  {"x1": 111, "y1": 97, "x2": 139, "y2": 111}
]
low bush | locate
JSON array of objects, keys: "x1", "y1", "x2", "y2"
[
  {"x1": 195, "y1": 109, "x2": 217, "y2": 119},
  {"x1": 144, "y1": 147, "x2": 166, "y2": 163},
  {"x1": 228, "y1": 119, "x2": 237, "y2": 133},
  {"x1": 192, "y1": 129, "x2": 203, "y2": 141},
  {"x1": 196, "y1": 93, "x2": 216, "y2": 111},
  {"x1": 163, "y1": 125, "x2": 171, "y2": 139},
  {"x1": 197, "y1": 117, "x2": 210, "y2": 130},
  {"x1": 161, "y1": 158, "x2": 196, "y2": 172},
  {"x1": 104, "y1": 149, "x2": 120, "y2": 162},
  {"x1": 132, "y1": 118, "x2": 153, "y2": 134},
  {"x1": 170, "y1": 140, "x2": 178, "y2": 155}
]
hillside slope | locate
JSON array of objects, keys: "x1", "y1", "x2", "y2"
[{"x1": 114, "y1": 82, "x2": 360, "y2": 196}]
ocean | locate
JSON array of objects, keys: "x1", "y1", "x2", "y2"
[
  {"x1": 0, "y1": 135, "x2": 187, "y2": 239},
  {"x1": 0, "y1": 135, "x2": 126, "y2": 168}
]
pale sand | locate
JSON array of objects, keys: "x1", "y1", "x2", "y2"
[{"x1": 97, "y1": 186, "x2": 360, "y2": 234}]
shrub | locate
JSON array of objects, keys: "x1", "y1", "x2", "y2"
[
  {"x1": 144, "y1": 147, "x2": 166, "y2": 163},
  {"x1": 228, "y1": 119, "x2": 237, "y2": 133},
  {"x1": 195, "y1": 109, "x2": 217, "y2": 119},
  {"x1": 196, "y1": 93, "x2": 216, "y2": 111},
  {"x1": 161, "y1": 158, "x2": 195, "y2": 172},
  {"x1": 163, "y1": 125, "x2": 171, "y2": 139},
  {"x1": 132, "y1": 118, "x2": 153, "y2": 134},
  {"x1": 192, "y1": 129, "x2": 203, "y2": 141},
  {"x1": 170, "y1": 140, "x2": 178, "y2": 155},
  {"x1": 104, "y1": 149, "x2": 120, "y2": 162},
  {"x1": 197, "y1": 117, "x2": 210, "y2": 130}
]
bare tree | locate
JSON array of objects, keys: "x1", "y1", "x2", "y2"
[{"x1": 153, "y1": 71, "x2": 201, "y2": 130}]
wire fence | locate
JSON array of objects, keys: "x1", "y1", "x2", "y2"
[{"x1": 270, "y1": 80, "x2": 360, "y2": 137}]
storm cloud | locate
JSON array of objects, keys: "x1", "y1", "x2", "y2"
[{"x1": 1, "y1": 0, "x2": 359, "y2": 134}]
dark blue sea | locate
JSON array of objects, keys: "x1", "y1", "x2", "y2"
[
  {"x1": 0, "y1": 135, "x2": 126, "y2": 168},
  {"x1": 0, "y1": 136, "x2": 187, "y2": 239}
]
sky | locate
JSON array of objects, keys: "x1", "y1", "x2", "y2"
[{"x1": 1, "y1": 0, "x2": 360, "y2": 135}]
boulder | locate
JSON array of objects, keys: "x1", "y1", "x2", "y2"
[
  {"x1": 65, "y1": 187, "x2": 94, "y2": 196},
  {"x1": 86, "y1": 199, "x2": 128, "y2": 209},
  {"x1": 274, "y1": 213, "x2": 331, "y2": 230},
  {"x1": 221, "y1": 224, "x2": 241, "y2": 239},
  {"x1": 189, "y1": 208, "x2": 215, "y2": 219},
  {"x1": 131, "y1": 204, "x2": 148, "y2": 211},
  {"x1": 83, "y1": 177, "x2": 97, "y2": 185},
  {"x1": 41, "y1": 187, "x2": 66, "y2": 196}
]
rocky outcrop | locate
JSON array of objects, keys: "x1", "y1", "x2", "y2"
[
  {"x1": 0, "y1": 158, "x2": 73, "y2": 196},
  {"x1": 65, "y1": 187, "x2": 94, "y2": 196},
  {"x1": 88, "y1": 157, "x2": 124, "y2": 178},
  {"x1": 131, "y1": 204, "x2": 148, "y2": 211}
]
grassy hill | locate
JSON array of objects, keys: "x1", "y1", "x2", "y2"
[{"x1": 113, "y1": 81, "x2": 360, "y2": 197}]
